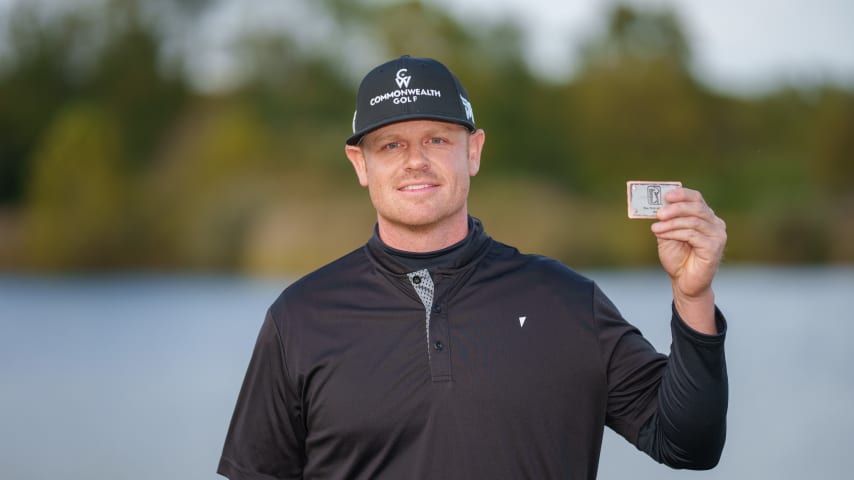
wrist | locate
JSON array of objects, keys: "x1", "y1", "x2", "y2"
[{"x1": 673, "y1": 287, "x2": 717, "y2": 335}]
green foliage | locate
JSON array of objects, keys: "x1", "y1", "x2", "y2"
[
  {"x1": 0, "y1": 5, "x2": 84, "y2": 202},
  {"x1": 24, "y1": 103, "x2": 130, "y2": 269},
  {"x1": 1, "y1": 0, "x2": 852, "y2": 272},
  {"x1": 139, "y1": 99, "x2": 275, "y2": 269}
]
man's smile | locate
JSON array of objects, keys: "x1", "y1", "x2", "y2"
[{"x1": 398, "y1": 183, "x2": 438, "y2": 192}]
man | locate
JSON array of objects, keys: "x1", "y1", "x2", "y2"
[{"x1": 218, "y1": 55, "x2": 728, "y2": 479}]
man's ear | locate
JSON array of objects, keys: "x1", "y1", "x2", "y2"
[
  {"x1": 345, "y1": 145, "x2": 369, "y2": 187},
  {"x1": 467, "y1": 129, "x2": 485, "y2": 177}
]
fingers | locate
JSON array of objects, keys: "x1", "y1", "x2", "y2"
[
  {"x1": 652, "y1": 212, "x2": 726, "y2": 237},
  {"x1": 654, "y1": 227, "x2": 726, "y2": 259},
  {"x1": 662, "y1": 186, "x2": 701, "y2": 203},
  {"x1": 654, "y1": 188, "x2": 723, "y2": 225},
  {"x1": 655, "y1": 188, "x2": 710, "y2": 221},
  {"x1": 651, "y1": 187, "x2": 727, "y2": 253}
]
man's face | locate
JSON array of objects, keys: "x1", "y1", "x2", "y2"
[{"x1": 345, "y1": 119, "x2": 485, "y2": 235}]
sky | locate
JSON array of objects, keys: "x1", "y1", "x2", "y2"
[{"x1": 0, "y1": 0, "x2": 852, "y2": 95}]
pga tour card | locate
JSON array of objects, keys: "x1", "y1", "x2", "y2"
[{"x1": 627, "y1": 181, "x2": 682, "y2": 219}]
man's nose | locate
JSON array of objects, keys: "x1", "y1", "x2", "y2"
[{"x1": 404, "y1": 144, "x2": 430, "y2": 170}]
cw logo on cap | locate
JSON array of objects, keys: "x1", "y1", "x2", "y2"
[{"x1": 395, "y1": 69, "x2": 412, "y2": 89}]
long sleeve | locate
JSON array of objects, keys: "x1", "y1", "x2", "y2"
[
  {"x1": 635, "y1": 304, "x2": 728, "y2": 469},
  {"x1": 218, "y1": 312, "x2": 306, "y2": 479}
]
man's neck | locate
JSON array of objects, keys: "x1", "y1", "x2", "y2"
[{"x1": 376, "y1": 213, "x2": 470, "y2": 253}]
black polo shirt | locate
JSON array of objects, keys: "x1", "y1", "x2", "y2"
[{"x1": 218, "y1": 218, "x2": 727, "y2": 479}]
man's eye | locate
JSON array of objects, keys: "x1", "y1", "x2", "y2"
[
  {"x1": 384, "y1": 142, "x2": 401, "y2": 150},
  {"x1": 428, "y1": 137, "x2": 445, "y2": 145}
]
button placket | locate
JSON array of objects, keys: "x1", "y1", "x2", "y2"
[
  {"x1": 407, "y1": 269, "x2": 434, "y2": 356},
  {"x1": 428, "y1": 299, "x2": 451, "y2": 381},
  {"x1": 407, "y1": 270, "x2": 452, "y2": 382}
]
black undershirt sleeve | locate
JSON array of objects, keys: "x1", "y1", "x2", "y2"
[
  {"x1": 635, "y1": 304, "x2": 728, "y2": 470},
  {"x1": 596, "y1": 283, "x2": 728, "y2": 470}
]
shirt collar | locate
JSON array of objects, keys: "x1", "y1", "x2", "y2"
[{"x1": 365, "y1": 216, "x2": 492, "y2": 275}]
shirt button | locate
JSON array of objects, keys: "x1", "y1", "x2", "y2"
[
  {"x1": 434, "y1": 340, "x2": 444, "y2": 351},
  {"x1": 432, "y1": 305, "x2": 442, "y2": 314},
  {"x1": 412, "y1": 276, "x2": 422, "y2": 285}
]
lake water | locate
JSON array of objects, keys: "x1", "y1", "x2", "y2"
[{"x1": 1, "y1": 266, "x2": 852, "y2": 479}]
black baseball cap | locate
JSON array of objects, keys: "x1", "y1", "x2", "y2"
[{"x1": 346, "y1": 55, "x2": 476, "y2": 145}]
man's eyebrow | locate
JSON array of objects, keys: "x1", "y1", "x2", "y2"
[
  {"x1": 364, "y1": 134, "x2": 395, "y2": 147},
  {"x1": 423, "y1": 125, "x2": 463, "y2": 137}
]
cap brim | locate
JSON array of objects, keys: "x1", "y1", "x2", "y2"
[{"x1": 346, "y1": 113, "x2": 476, "y2": 145}]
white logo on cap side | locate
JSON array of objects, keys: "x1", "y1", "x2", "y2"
[
  {"x1": 460, "y1": 95, "x2": 474, "y2": 122},
  {"x1": 395, "y1": 68, "x2": 412, "y2": 89}
]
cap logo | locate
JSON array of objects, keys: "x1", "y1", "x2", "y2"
[
  {"x1": 395, "y1": 68, "x2": 412, "y2": 88},
  {"x1": 368, "y1": 71, "x2": 442, "y2": 107},
  {"x1": 460, "y1": 95, "x2": 474, "y2": 122}
]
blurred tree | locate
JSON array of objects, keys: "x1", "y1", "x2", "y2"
[
  {"x1": 83, "y1": 0, "x2": 190, "y2": 170},
  {"x1": 235, "y1": 36, "x2": 354, "y2": 174},
  {"x1": 140, "y1": 98, "x2": 274, "y2": 269},
  {"x1": 587, "y1": 4, "x2": 691, "y2": 69},
  {"x1": 0, "y1": 0, "x2": 190, "y2": 202},
  {"x1": 567, "y1": 4, "x2": 710, "y2": 197},
  {"x1": 0, "y1": 4, "x2": 85, "y2": 204},
  {"x1": 25, "y1": 103, "x2": 130, "y2": 269},
  {"x1": 809, "y1": 88, "x2": 854, "y2": 197}
]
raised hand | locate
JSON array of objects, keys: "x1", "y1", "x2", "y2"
[{"x1": 651, "y1": 188, "x2": 727, "y2": 334}]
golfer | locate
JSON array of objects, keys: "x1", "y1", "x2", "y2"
[{"x1": 218, "y1": 55, "x2": 728, "y2": 479}]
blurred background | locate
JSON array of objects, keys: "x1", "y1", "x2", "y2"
[
  {"x1": 1, "y1": 0, "x2": 852, "y2": 272},
  {"x1": 1, "y1": 0, "x2": 852, "y2": 479}
]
